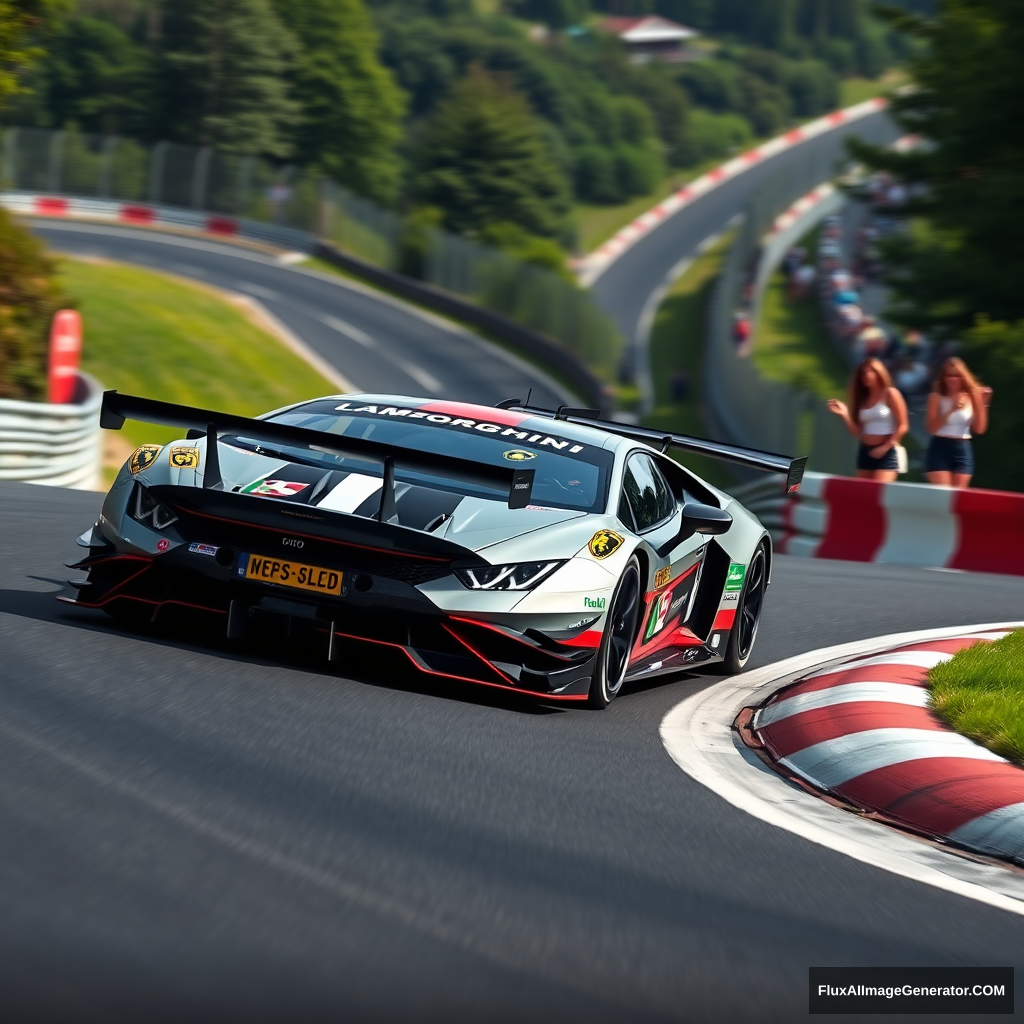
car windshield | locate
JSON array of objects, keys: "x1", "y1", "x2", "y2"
[{"x1": 223, "y1": 399, "x2": 613, "y2": 513}]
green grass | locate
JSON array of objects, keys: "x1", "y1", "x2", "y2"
[
  {"x1": 752, "y1": 226, "x2": 850, "y2": 400},
  {"x1": 928, "y1": 630, "x2": 1024, "y2": 766},
  {"x1": 641, "y1": 234, "x2": 735, "y2": 488},
  {"x1": 840, "y1": 68, "x2": 908, "y2": 108},
  {"x1": 574, "y1": 158, "x2": 727, "y2": 255},
  {"x1": 58, "y1": 259, "x2": 337, "y2": 475}
]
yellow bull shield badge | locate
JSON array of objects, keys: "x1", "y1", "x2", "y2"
[
  {"x1": 128, "y1": 445, "x2": 162, "y2": 475},
  {"x1": 169, "y1": 446, "x2": 200, "y2": 469},
  {"x1": 588, "y1": 529, "x2": 623, "y2": 559}
]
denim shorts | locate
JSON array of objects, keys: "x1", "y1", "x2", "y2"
[
  {"x1": 926, "y1": 436, "x2": 974, "y2": 475},
  {"x1": 856, "y1": 442, "x2": 899, "y2": 471}
]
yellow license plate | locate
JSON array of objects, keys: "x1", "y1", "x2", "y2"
[{"x1": 243, "y1": 554, "x2": 343, "y2": 596}]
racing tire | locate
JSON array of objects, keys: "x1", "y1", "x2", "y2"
[
  {"x1": 588, "y1": 555, "x2": 642, "y2": 708},
  {"x1": 715, "y1": 543, "x2": 767, "y2": 675}
]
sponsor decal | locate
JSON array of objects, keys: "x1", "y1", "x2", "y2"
[
  {"x1": 584, "y1": 596, "x2": 606, "y2": 610},
  {"x1": 644, "y1": 589, "x2": 673, "y2": 641},
  {"x1": 588, "y1": 529, "x2": 623, "y2": 559},
  {"x1": 188, "y1": 542, "x2": 219, "y2": 557},
  {"x1": 156, "y1": 538, "x2": 170, "y2": 552},
  {"x1": 169, "y1": 446, "x2": 200, "y2": 469},
  {"x1": 723, "y1": 592, "x2": 739, "y2": 603},
  {"x1": 282, "y1": 537, "x2": 304, "y2": 549},
  {"x1": 725, "y1": 562, "x2": 746, "y2": 592},
  {"x1": 128, "y1": 445, "x2": 161, "y2": 475},
  {"x1": 654, "y1": 566, "x2": 671, "y2": 589},
  {"x1": 502, "y1": 449, "x2": 536, "y2": 462},
  {"x1": 243, "y1": 478, "x2": 310, "y2": 498},
  {"x1": 334, "y1": 401, "x2": 586, "y2": 455}
]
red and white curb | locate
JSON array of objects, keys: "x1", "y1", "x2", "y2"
[
  {"x1": 748, "y1": 630, "x2": 1024, "y2": 861},
  {"x1": 661, "y1": 622, "x2": 1024, "y2": 917},
  {"x1": 576, "y1": 97, "x2": 888, "y2": 287}
]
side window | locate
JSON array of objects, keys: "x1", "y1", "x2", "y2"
[
  {"x1": 623, "y1": 454, "x2": 676, "y2": 532},
  {"x1": 617, "y1": 489, "x2": 635, "y2": 531}
]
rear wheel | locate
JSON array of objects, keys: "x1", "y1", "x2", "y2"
[
  {"x1": 718, "y1": 544, "x2": 767, "y2": 674},
  {"x1": 589, "y1": 556, "x2": 642, "y2": 708}
]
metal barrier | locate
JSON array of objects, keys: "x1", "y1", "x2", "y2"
[{"x1": 0, "y1": 371, "x2": 103, "y2": 489}]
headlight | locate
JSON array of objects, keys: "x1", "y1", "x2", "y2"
[
  {"x1": 130, "y1": 484, "x2": 179, "y2": 531},
  {"x1": 454, "y1": 561, "x2": 562, "y2": 591}
]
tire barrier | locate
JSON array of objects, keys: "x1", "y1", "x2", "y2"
[
  {"x1": 576, "y1": 97, "x2": 889, "y2": 287},
  {"x1": 734, "y1": 472, "x2": 1024, "y2": 576},
  {"x1": 745, "y1": 628, "x2": 1024, "y2": 866},
  {"x1": 0, "y1": 371, "x2": 103, "y2": 489}
]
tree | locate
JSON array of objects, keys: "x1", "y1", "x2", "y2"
[
  {"x1": 271, "y1": 0, "x2": 406, "y2": 205},
  {"x1": 848, "y1": 0, "x2": 1024, "y2": 336},
  {"x1": 0, "y1": 0, "x2": 63, "y2": 109},
  {"x1": 414, "y1": 65, "x2": 571, "y2": 239},
  {"x1": 158, "y1": 0, "x2": 298, "y2": 157}
]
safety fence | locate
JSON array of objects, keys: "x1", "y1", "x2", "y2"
[
  {"x1": 732, "y1": 472, "x2": 1024, "y2": 576},
  {"x1": 703, "y1": 111, "x2": 898, "y2": 474},
  {"x1": 0, "y1": 371, "x2": 103, "y2": 489},
  {"x1": 1, "y1": 126, "x2": 623, "y2": 385}
]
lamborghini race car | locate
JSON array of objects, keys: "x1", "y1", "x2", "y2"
[{"x1": 65, "y1": 392, "x2": 805, "y2": 707}]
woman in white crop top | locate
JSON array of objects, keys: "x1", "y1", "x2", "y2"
[
  {"x1": 925, "y1": 357, "x2": 992, "y2": 488},
  {"x1": 826, "y1": 358, "x2": 909, "y2": 481}
]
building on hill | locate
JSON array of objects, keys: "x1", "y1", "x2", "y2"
[{"x1": 599, "y1": 15, "x2": 698, "y2": 63}]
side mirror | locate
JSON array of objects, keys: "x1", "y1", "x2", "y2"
[{"x1": 681, "y1": 501, "x2": 732, "y2": 535}]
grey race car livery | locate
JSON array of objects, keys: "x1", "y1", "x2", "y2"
[{"x1": 65, "y1": 392, "x2": 805, "y2": 707}]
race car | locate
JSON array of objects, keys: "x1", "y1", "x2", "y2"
[{"x1": 64, "y1": 392, "x2": 805, "y2": 707}]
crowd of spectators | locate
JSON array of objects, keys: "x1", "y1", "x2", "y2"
[{"x1": 780, "y1": 176, "x2": 954, "y2": 411}]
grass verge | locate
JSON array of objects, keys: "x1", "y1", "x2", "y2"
[
  {"x1": 641, "y1": 234, "x2": 735, "y2": 488},
  {"x1": 58, "y1": 258, "x2": 338, "y2": 482},
  {"x1": 928, "y1": 630, "x2": 1024, "y2": 767},
  {"x1": 752, "y1": 226, "x2": 850, "y2": 401}
]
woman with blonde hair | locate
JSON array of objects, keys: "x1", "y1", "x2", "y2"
[
  {"x1": 925, "y1": 357, "x2": 992, "y2": 488},
  {"x1": 826, "y1": 358, "x2": 909, "y2": 481}
]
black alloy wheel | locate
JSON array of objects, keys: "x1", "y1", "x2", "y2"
[
  {"x1": 589, "y1": 556, "x2": 642, "y2": 708},
  {"x1": 719, "y1": 544, "x2": 767, "y2": 674}
]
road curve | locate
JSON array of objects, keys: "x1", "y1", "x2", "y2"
[
  {"x1": 29, "y1": 220, "x2": 569, "y2": 410},
  {"x1": 592, "y1": 110, "x2": 899, "y2": 363},
  {"x1": 4, "y1": 478, "x2": 1024, "y2": 1022}
]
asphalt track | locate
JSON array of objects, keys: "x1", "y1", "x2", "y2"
[
  {"x1": 29, "y1": 220, "x2": 568, "y2": 410},
  {"x1": 591, "y1": 110, "x2": 899, "y2": 360},
  {"x1": 4, "y1": 162, "x2": 1023, "y2": 1020}
]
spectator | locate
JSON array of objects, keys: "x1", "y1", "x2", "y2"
[
  {"x1": 826, "y1": 358, "x2": 909, "y2": 482},
  {"x1": 855, "y1": 316, "x2": 888, "y2": 359},
  {"x1": 733, "y1": 311, "x2": 751, "y2": 352},
  {"x1": 894, "y1": 355, "x2": 929, "y2": 395},
  {"x1": 794, "y1": 262, "x2": 816, "y2": 299},
  {"x1": 924, "y1": 357, "x2": 993, "y2": 489}
]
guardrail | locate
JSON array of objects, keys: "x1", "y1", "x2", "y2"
[
  {"x1": 733, "y1": 472, "x2": 1024, "y2": 576},
  {"x1": 0, "y1": 371, "x2": 103, "y2": 489}
]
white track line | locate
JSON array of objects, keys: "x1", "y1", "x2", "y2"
[{"x1": 660, "y1": 621, "x2": 1024, "y2": 917}]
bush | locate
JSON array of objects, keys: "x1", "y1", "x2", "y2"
[
  {"x1": 963, "y1": 318, "x2": 1024, "y2": 493},
  {"x1": 614, "y1": 143, "x2": 662, "y2": 197},
  {"x1": 675, "y1": 109, "x2": 752, "y2": 168},
  {"x1": 574, "y1": 144, "x2": 622, "y2": 203},
  {"x1": 0, "y1": 208, "x2": 73, "y2": 401}
]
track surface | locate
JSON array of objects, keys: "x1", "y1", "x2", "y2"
[
  {"x1": 9, "y1": 161, "x2": 1024, "y2": 1020},
  {"x1": 4, "y1": 480, "x2": 1024, "y2": 1022},
  {"x1": 29, "y1": 220, "x2": 567, "y2": 409},
  {"x1": 592, "y1": 110, "x2": 898, "y2": 358}
]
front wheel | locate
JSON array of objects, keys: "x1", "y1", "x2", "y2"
[
  {"x1": 589, "y1": 556, "x2": 642, "y2": 708},
  {"x1": 717, "y1": 543, "x2": 767, "y2": 674}
]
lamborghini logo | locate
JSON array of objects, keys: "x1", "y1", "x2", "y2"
[
  {"x1": 128, "y1": 445, "x2": 161, "y2": 475},
  {"x1": 169, "y1": 446, "x2": 200, "y2": 469},
  {"x1": 503, "y1": 449, "x2": 536, "y2": 462},
  {"x1": 588, "y1": 529, "x2": 624, "y2": 559}
]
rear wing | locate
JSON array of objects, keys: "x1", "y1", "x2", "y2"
[
  {"x1": 101, "y1": 391, "x2": 537, "y2": 513},
  {"x1": 497, "y1": 401, "x2": 806, "y2": 494}
]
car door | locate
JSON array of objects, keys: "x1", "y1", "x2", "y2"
[{"x1": 619, "y1": 452, "x2": 708, "y2": 672}]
